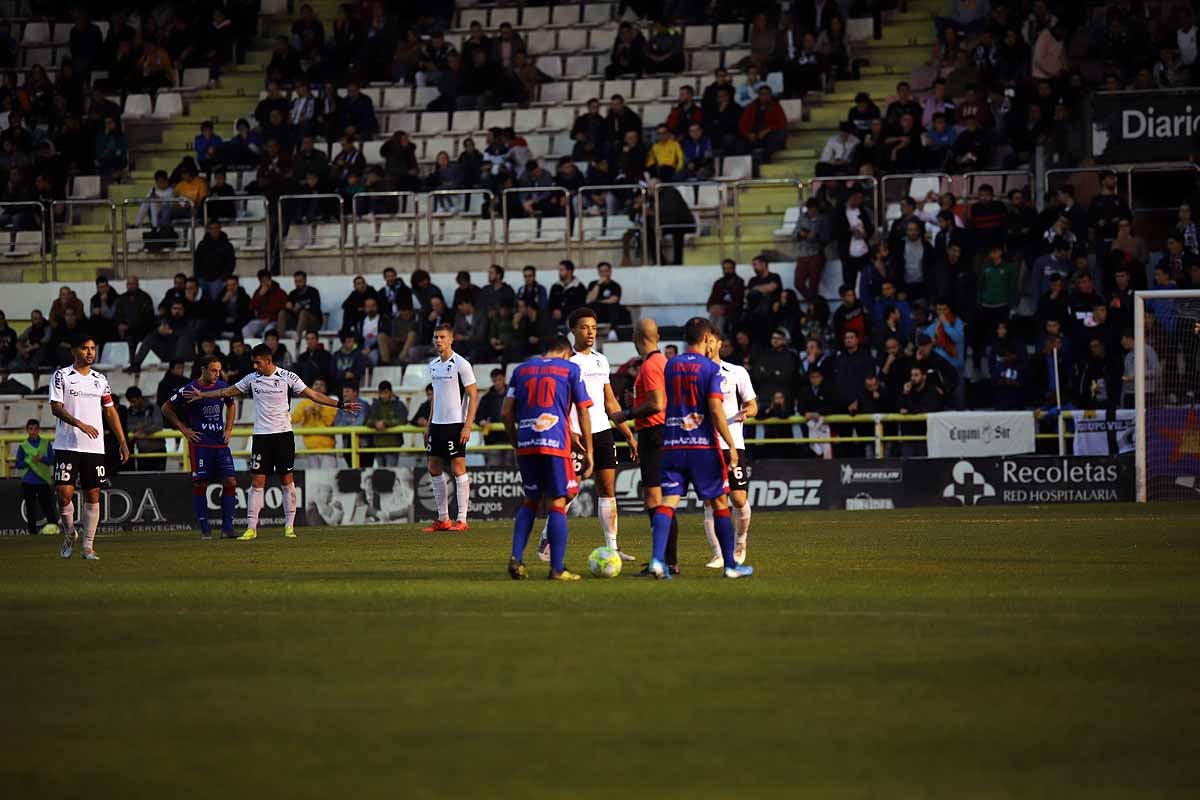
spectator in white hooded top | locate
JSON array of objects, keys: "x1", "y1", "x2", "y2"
[{"x1": 135, "y1": 170, "x2": 181, "y2": 228}]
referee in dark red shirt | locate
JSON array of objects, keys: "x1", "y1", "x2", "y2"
[{"x1": 611, "y1": 318, "x2": 679, "y2": 574}]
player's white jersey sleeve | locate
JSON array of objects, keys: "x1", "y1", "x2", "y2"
[
  {"x1": 50, "y1": 367, "x2": 111, "y2": 455},
  {"x1": 568, "y1": 350, "x2": 612, "y2": 434},
  {"x1": 281, "y1": 368, "x2": 308, "y2": 396},
  {"x1": 234, "y1": 372, "x2": 255, "y2": 395},
  {"x1": 720, "y1": 362, "x2": 756, "y2": 451},
  {"x1": 430, "y1": 352, "x2": 473, "y2": 424}
]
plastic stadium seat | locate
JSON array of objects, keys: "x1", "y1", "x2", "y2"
[
  {"x1": 4, "y1": 231, "x2": 42, "y2": 258},
  {"x1": 563, "y1": 55, "x2": 593, "y2": 78},
  {"x1": 689, "y1": 50, "x2": 721, "y2": 73},
  {"x1": 641, "y1": 102, "x2": 673, "y2": 125},
  {"x1": 603, "y1": 79, "x2": 632, "y2": 99},
  {"x1": 182, "y1": 68, "x2": 209, "y2": 89},
  {"x1": 401, "y1": 363, "x2": 431, "y2": 390},
  {"x1": 683, "y1": 26, "x2": 712, "y2": 49},
  {"x1": 421, "y1": 111, "x2": 449, "y2": 135},
  {"x1": 536, "y1": 56, "x2": 563, "y2": 80},
  {"x1": 361, "y1": 140, "x2": 384, "y2": 164},
  {"x1": 582, "y1": 3, "x2": 613, "y2": 25},
  {"x1": 715, "y1": 23, "x2": 745, "y2": 46},
  {"x1": 694, "y1": 183, "x2": 722, "y2": 209},
  {"x1": 522, "y1": 133, "x2": 550, "y2": 156},
  {"x1": 572, "y1": 79, "x2": 602, "y2": 102},
  {"x1": 387, "y1": 111, "x2": 418, "y2": 134},
  {"x1": 21, "y1": 22, "x2": 50, "y2": 43},
  {"x1": 846, "y1": 17, "x2": 874, "y2": 42},
  {"x1": 470, "y1": 218, "x2": 494, "y2": 245},
  {"x1": 542, "y1": 106, "x2": 574, "y2": 132},
  {"x1": 307, "y1": 224, "x2": 342, "y2": 250},
  {"x1": 720, "y1": 155, "x2": 753, "y2": 181},
  {"x1": 521, "y1": 7, "x2": 550, "y2": 29},
  {"x1": 775, "y1": 207, "x2": 800, "y2": 238},
  {"x1": 766, "y1": 71, "x2": 785, "y2": 95},
  {"x1": 98, "y1": 342, "x2": 130, "y2": 369},
  {"x1": 412, "y1": 86, "x2": 440, "y2": 108},
  {"x1": 535, "y1": 216, "x2": 569, "y2": 243},
  {"x1": 446, "y1": 110, "x2": 478, "y2": 135},
  {"x1": 527, "y1": 29, "x2": 556, "y2": 54},
  {"x1": 601, "y1": 341, "x2": 637, "y2": 364},
  {"x1": 365, "y1": 219, "x2": 417, "y2": 248},
  {"x1": 556, "y1": 28, "x2": 588, "y2": 52},
  {"x1": 123, "y1": 94, "x2": 152, "y2": 120},
  {"x1": 151, "y1": 92, "x2": 184, "y2": 120},
  {"x1": 779, "y1": 98, "x2": 803, "y2": 124},
  {"x1": 489, "y1": 7, "x2": 519, "y2": 27},
  {"x1": 435, "y1": 218, "x2": 474, "y2": 245},
  {"x1": 370, "y1": 366, "x2": 405, "y2": 390},
  {"x1": 548, "y1": 4, "x2": 581, "y2": 27},
  {"x1": 631, "y1": 78, "x2": 662, "y2": 101},
  {"x1": 473, "y1": 363, "x2": 500, "y2": 387},
  {"x1": 514, "y1": 108, "x2": 543, "y2": 131},
  {"x1": 536, "y1": 83, "x2": 569, "y2": 105},
  {"x1": 70, "y1": 175, "x2": 101, "y2": 200},
  {"x1": 505, "y1": 218, "x2": 538, "y2": 244},
  {"x1": 425, "y1": 135, "x2": 457, "y2": 159},
  {"x1": 381, "y1": 87, "x2": 411, "y2": 110},
  {"x1": 482, "y1": 109, "x2": 513, "y2": 130}
]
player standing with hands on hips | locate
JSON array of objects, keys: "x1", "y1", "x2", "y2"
[
  {"x1": 647, "y1": 318, "x2": 752, "y2": 580},
  {"x1": 503, "y1": 335, "x2": 594, "y2": 580},
  {"x1": 422, "y1": 324, "x2": 480, "y2": 532},
  {"x1": 702, "y1": 333, "x2": 757, "y2": 568},
  {"x1": 184, "y1": 344, "x2": 358, "y2": 540},
  {"x1": 51, "y1": 334, "x2": 130, "y2": 560}
]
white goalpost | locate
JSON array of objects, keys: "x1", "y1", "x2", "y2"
[{"x1": 1134, "y1": 289, "x2": 1200, "y2": 502}]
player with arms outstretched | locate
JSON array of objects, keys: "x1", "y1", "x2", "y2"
[
  {"x1": 423, "y1": 324, "x2": 480, "y2": 532},
  {"x1": 647, "y1": 317, "x2": 752, "y2": 580},
  {"x1": 162, "y1": 355, "x2": 238, "y2": 539},
  {"x1": 184, "y1": 344, "x2": 359, "y2": 540},
  {"x1": 702, "y1": 333, "x2": 757, "y2": 568},
  {"x1": 503, "y1": 335, "x2": 594, "y2": 581},
  {"x1": 50, "y1": 334, "x2": 130, "y2": 560},
  {"x1": 536, "y1": 307, "x2": 637, "y2": 562}
]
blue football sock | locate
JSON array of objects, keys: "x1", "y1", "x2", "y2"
[
  {"x1": 547, "y1": 507, "x2": 568, "y2": 573},
  {"x1": 220, "y1": 491, "x2": 236, "y2": 533},
  {"x1": 651, "y1": 507, "x2": 674, "y2": 564},
  {"x1": 192, "y1": 492, "x2": 210, "y2": 535},
  {"x1": 713, "y1": 507, "x2": 735, "y2": 567},
  {"x1": 512, "y1": 500, "x2": 538, "y2": 561}
]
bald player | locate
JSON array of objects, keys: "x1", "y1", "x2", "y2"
[{"x1": 611, "y1": 317, "x2": 679, "y2": 574}]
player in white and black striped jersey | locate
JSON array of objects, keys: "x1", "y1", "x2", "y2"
[
  {"x1": 422, "y1": 324, "x2": 480, "y2": 532},
  {"x1": 183, "y1": 343, "x2": 360, "y2": 540}
]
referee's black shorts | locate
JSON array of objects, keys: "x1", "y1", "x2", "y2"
[{"x1": 636, "y1": 425, "x2": 664, "y2": 489}]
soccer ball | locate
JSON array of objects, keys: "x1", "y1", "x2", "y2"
[
  {"x1": 587, "y1": 546, "x2": 622, "y2": 578},
  {"x1": 39, "y1": 522, "x2": 60, "y2": 536}
]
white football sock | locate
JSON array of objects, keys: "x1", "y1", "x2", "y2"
[
  {"x1": 431, "y1": 473, "x2": 449, "y2": 520},
  {"x1": 598, "y1": 496, "x2": 618, "y2": 550},
  {"x1": 83, "y1": 502, "x2": 100, "y2": 551},
  {"x1": 283, "y1": 483, "x2": 297, "y2": 528},
  {"x1": 60, "y1": 500, "x2": 76, "y2": 544},
  {"x1": 454, "y1": 474, "x2": 470, "y2": 522},
  {"x1": 734, "y1": 503, "x2": 752, "y2": 541},
  {"x1": 703, "y1": 505, "x2": 720, "y2": 556},
  {"x1": 247, "y1": 487, "x2": 263, "y2": 530}
]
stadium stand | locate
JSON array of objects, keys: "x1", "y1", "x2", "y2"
[{"x1": 2, "y1": 0, "x2": 1200, "y2": 469}]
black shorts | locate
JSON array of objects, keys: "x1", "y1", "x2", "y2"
[
  {"x1": 637, "y1": 425, "x2": 664, "y2": 489},
  {"x1": 725, "y1": 449, "x2": 749, "y2": 492},
  {"x1": 250, "y1": 432, "x2": 296, "y2": 476},
  {"x1": 574, "y1": 428, "x2": 617, "y2": 474},
  {"x1": 54, "y1": 450, "x2": 107, "y2": 490},
  {"x1": 427, "y1": 422, "x2": 466, "y2": 460}
]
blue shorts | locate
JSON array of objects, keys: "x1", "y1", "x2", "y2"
[
  {"x1": 660, "y1": 448, "x2": 728, "y2": 501},
  {"x1": 517, "y1": 453, "x2": 579, "y2": 501},
  {"x1": 191, "y1": 445, "x2": 235, "y2": 482}
]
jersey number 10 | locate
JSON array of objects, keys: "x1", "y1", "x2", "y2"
[{"x1": 525, "y1": 377, "x2": 557, "y2": 408}]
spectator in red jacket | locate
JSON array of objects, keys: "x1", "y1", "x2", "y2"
[
  {"x1": 738, "y1": 86, "x2": 788, "y2": 160},
  {"x1": 243, "y1": 269, "x2": 289, "y2": 338},
  {"x1": 665, "y1": 84, "x2": 703, "y2": 139}
]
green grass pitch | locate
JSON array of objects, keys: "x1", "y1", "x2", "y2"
[{"x1": 3, "y1": 504, "x2": 1200, "y2": 799}]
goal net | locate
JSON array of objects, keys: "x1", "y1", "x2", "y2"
[{"x1": 1135, "y1": 289, "x2": 1200, "y2": 502}]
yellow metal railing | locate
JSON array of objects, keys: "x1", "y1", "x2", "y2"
[{"x1": 0, "y1": 412, "x2": 1083, "y2": 477}]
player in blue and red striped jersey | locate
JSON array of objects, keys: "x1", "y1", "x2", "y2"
[
  {"x1": 649, "y1": 317, "x2": 753, "y2": 580},
  {"x1": 502, "y1": 335, "x2": 594, "y2": 581},
  {"x1": 161, "y1": 355, "x2": 238, "y2": 540}
]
